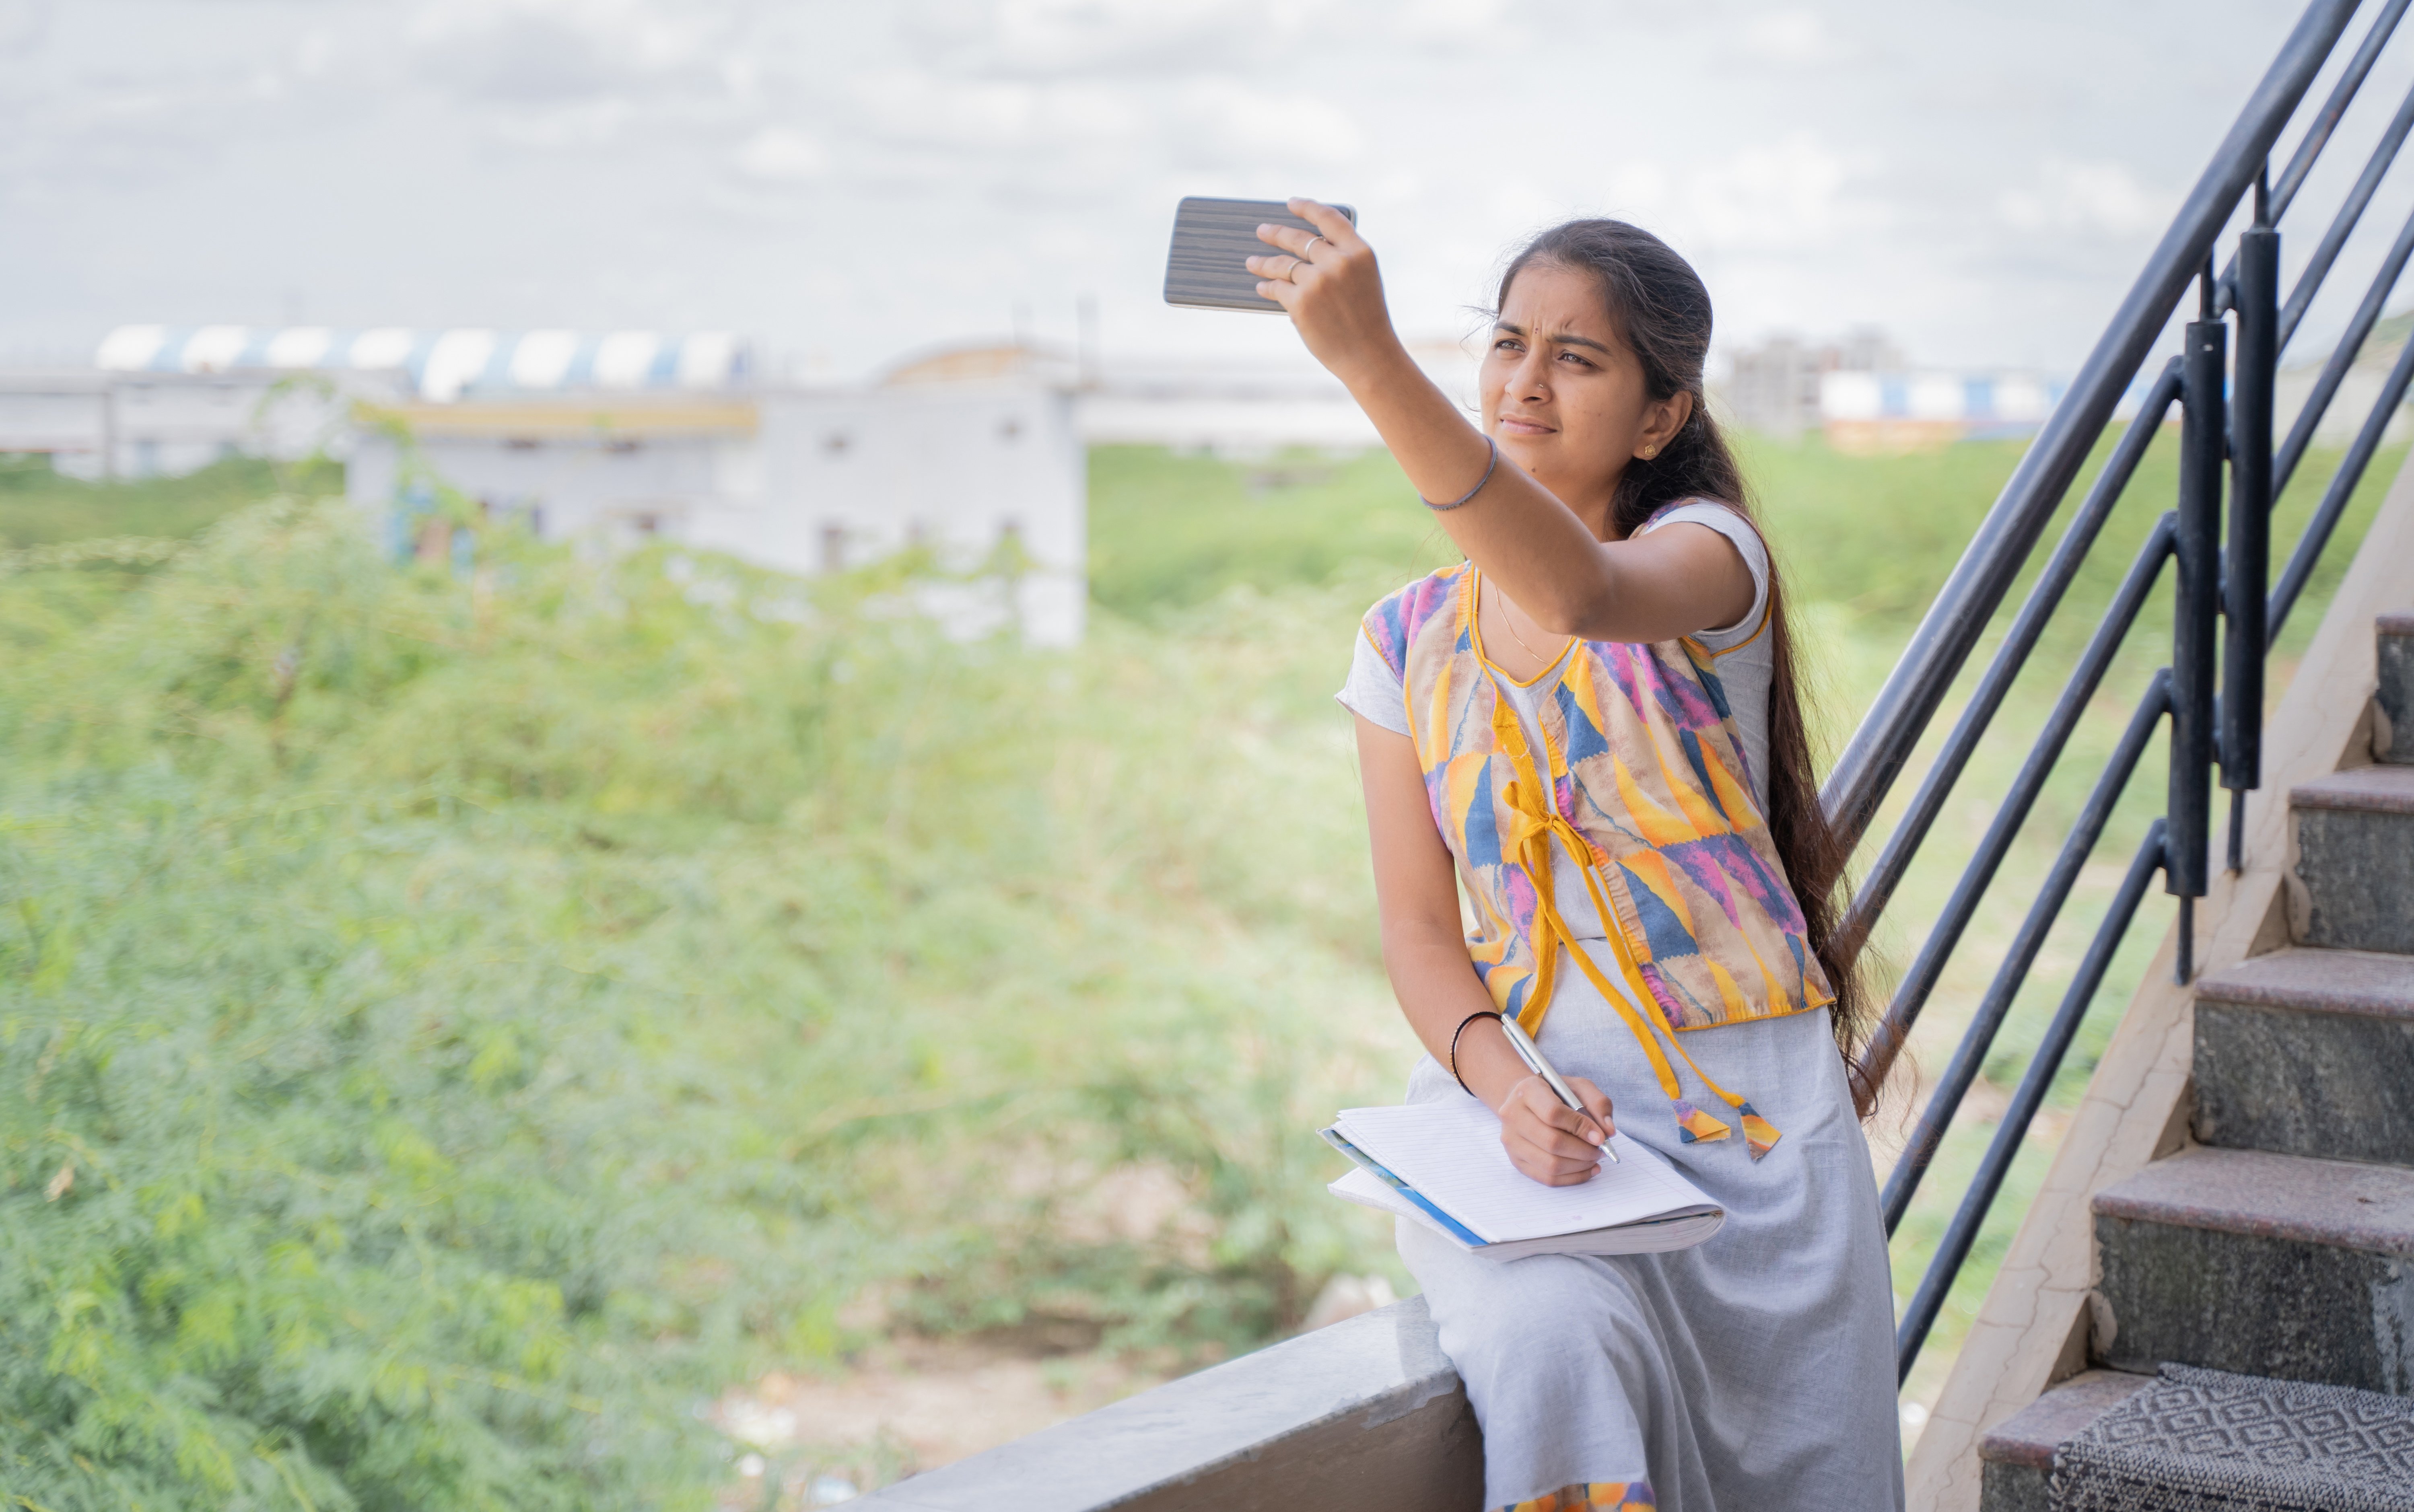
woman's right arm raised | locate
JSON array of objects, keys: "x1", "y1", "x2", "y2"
[
  {"x1": 1254, "y1": 204, "x2": 1709, "y2": 643},
  {"x1": 1354, "y1": 714, "x2": 1614, "y2": 1185}
]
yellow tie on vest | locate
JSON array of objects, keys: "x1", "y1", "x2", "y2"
[{"x1": 1490, "y1": 697, "x2": 1781, "y2": 1160}]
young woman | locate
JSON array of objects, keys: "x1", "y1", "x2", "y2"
[{"x1": 1246, "y1": 208, "x2": 1902, "y2": 1511}]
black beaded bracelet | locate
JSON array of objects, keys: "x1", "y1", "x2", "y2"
[
  {"x1": 1447, "y1": 1010, "x2": 1504, "y2": 1096},
  {"x1": 1421, "y1": 436, "x2": 1498, "y2": 512}
]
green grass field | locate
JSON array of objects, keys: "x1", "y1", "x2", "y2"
[
  {"x1": 0, "y1": 454, "x2": 342, "y2": 548},
  {"x1": 0, "y1": 429, "x2": 2396, "y2": 1505}
]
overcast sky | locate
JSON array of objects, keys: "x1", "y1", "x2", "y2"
[{"x1": 5, "y1": 0, "x2": 2412, "y2": 382}]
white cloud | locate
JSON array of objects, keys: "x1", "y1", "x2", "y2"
[
  {"x1": 294, "y1": 28, "x2": 336, "y2": 81},
  {"x1": 1740, "y1": 10, "x2": 1839, "y2": 63},
  {"x1": 0, "y1": 0, "x2": 47, "y2": 57},
  {"x1": 850, "y1": 70, "x2": 1040, "y2": 149},
  {"x1": 488, "y1": 97, "x2": 636, "y2": 149},
  {"x1": 1997, "y1": 158, "x2": 2172, "y2": 240},
  {"x1": 1176, "y1": 79, "x2": 1364, "y2": 167},
  {"x1": 954, "y1": 0, "x2": 1323, "y2": 75},
  {"x1": 394, "y1": 0, "x2": 757, "y2": 151},
  {"x1": 1685, "y1": 135, "x2": 1852, "y2": 249},
  {"x1": 735, "y1": 127, "x2": 827, "y2": 182},
  {"x1": 1392, "y1": 0, "x2": 1515, "y2": 42},
  {"x1": 0, "y1": 0, "x2": 2344, "y2": 379},
  {"x1": 407, "y1": 0, "x2": 729, "y2": 105}
]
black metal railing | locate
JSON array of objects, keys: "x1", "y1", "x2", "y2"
[{"x1": 1818, "y1": 0, "x2": 2414, "y2": 1382}]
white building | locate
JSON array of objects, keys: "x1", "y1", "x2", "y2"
[
  {"x1": 0, "y1": 324, "x2": 753, "y2": 479},
  {"x1": 0, "y1": 364, "x2": 370, "y2": 480},
  {"x1": 1720, "y1": 329, "x2": 1904, "y2": 437},
  {"x1": 0, "y1": 326, "x2": 1084, "y2": 644},
  {"x1": 1817, "y1": 368, "x2": 2068, "y2": 453},
  {"x1": 347, "y1": 380, "x2": 1083, "y2": 646},
  {"x1": 319, "y1": 331, "x2": 1086, "y2": 645}
]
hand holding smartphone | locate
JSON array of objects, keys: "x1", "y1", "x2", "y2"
[{"x1": 1163, "y1": 196, "x2": 1357, "y2": 313}]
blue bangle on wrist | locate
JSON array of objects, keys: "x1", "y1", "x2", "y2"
[{"x1": 1421, "y1": 436, "x2": 1498, "y2": 512}]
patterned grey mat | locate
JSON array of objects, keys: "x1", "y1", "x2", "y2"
[{"x1": 2048, "y1": 1363, "x2": 2414, "y2": 1511}]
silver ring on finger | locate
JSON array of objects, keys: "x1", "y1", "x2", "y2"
[
  {"x1": 1287, "y1": 257, "x2": 1309, "y2": 282},
  {"x1": 1304, "y1": 235, "x2": 1326, "y2": 259}
]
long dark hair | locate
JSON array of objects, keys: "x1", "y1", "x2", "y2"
[{"x1": 1497, "y1": 219, "x2": 1876, "y2": 1116}]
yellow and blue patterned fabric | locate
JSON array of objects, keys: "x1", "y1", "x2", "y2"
[
  {"x1": 1502, "y1": 1481, "x2": 1657, "y2": 1511},
  {"x1": 1361, "y1": 523, "x2": 1833, "y2": 1158}
]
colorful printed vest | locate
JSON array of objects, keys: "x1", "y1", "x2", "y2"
[{"x1": 1361, "y1": 543, "x2": 1833, "y2": 1158}]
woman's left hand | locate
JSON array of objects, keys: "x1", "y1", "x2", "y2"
[{"x1": 1245, "y1": 198, "x2": 1407, "y2": 390}]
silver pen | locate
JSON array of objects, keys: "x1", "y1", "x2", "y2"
[{"x1": 1497, "y1": 1013, "x2": 1618, "y2": 1163}]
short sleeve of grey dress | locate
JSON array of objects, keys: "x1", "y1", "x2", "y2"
[{"x1": 1335, "y1": 505, "x2": 1904, "y2": 1512}]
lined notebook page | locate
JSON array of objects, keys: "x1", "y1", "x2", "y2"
[{"x1": 1335, "y1": 1101, "x2": 1716, "y2": 1244}]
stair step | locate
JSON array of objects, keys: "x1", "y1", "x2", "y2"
[
  {"x1": 2378, "y1": 609, "x2": 2410, "y2": 765},
  {"x1": 2194, "y1": 947, "x2": 2414, "y2": 1166},
  {"x1": 1976, "y1": 1370, "x2": 2152, "y2": 1512},
  {"x1": 2292, "y1": 765, "x2": 2414, "y2": 954},
  {"x1": 1985, "y1": 1364, "x2": 2414, "y2": 1510},
  {"x1": 2092, "y1": 1146, "x2": 2414, "y2": 1393}
]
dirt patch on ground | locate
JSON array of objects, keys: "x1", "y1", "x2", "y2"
[{"x1": 709, "y1": 1337, "x2": 1174, "y2": 1505}]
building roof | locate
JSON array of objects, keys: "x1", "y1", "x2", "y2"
[
  {"x1": 93, "y1": 327, "x2": 750, "y2": 402},
  {"x1": 877, "y1": 341, "x2": 1081, "y2": 388}
]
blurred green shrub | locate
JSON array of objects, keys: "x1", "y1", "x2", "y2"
[
  {"x1": 0, "y1": 496, "x2": 1404, "y2": 1509},
  {"x1": 0, "y1": 454, "x2": 342, "y2": 548}
]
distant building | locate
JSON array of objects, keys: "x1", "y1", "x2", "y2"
[
  {"x1": 0, "y1": 327, "x2": 1083, "y2": 645},
  {"x1": 0, "y1": 325, "x2": 749, "y2": 480},
  {"x1": 1722, "y1": 327, "x2": 2071, "y2": 452},
  {"x1": 0, "y1": 363, "x2": 374, "y2": 481},
  {"x1": 332, "y1": 332, "x2": 1081, "y2": 645},
  {"x1": 1817, "y1": 368, "x2": 2067, "y2": 453},
  {"x1": 348, "y1": 374, "x2": 1083, "y2": 646},
  {"x1": 1720, "y1": 329, "x2": 1904, "y2": 436}
]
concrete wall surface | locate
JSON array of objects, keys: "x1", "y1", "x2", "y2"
[{"x1": 855, "y1": 1298, "x2": 1481, "y2": 1512}]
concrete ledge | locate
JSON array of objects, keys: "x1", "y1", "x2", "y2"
[
  {"x1": 856, "y1": 1298, "x2": 1482, "y2": 1512},
  {"x1": 2094, "y1": 1145, "x2": 2414, "y2": 1257},
  {"x1": 2292, "y1": 763, "x2": 2414, "y2": 814},
  {"x1": 2194, "y1": 946, "x2": 2414, "y2": 1019}
]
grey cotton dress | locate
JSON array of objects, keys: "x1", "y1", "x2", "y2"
[{"x1": 1337, "y1": 512, "x2": 1904, "y2": 1511}]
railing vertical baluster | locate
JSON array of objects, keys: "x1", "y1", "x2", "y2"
[
  {"x1": 1891, "y1": 821, "x2": 2172, "y2": 1382},
  {"x1": 2170, "y1": 266, "x2": 2227, "y2": 983},
  {"x1": 1852, "y1": 6, "x2": 2414, "y2": 1389},
  {"x1": 2226, "y1": 177, "x2": 2279, "y2": 872}
]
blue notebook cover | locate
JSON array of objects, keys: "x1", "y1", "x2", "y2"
[{"x1": 1319, "y1": 1125, "x2": 1489, "y2": 1249}]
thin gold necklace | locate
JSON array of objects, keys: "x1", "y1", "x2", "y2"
[{"x1": 1489, "y1": 579, "x2": 1559, "y2": 664}]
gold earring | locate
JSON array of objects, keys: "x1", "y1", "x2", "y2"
[{"x1": 1642, "y1": 445, "x2": 1657, "y2": 459}]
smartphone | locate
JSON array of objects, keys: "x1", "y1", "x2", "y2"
[{"x1": 1163, "y1": 196, "x2": 1358, "y2": 313}]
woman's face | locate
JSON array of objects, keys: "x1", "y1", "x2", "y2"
[{"x1": 1479, "y1": 259, "x2": 1691, "y2": 533}]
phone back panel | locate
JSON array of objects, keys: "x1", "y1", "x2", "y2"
[{"x1": 1164, "y1": 197, "x2": 1357, "y2": 313}]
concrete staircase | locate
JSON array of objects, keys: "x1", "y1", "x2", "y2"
[{"x1": 1976, "y1": 609, "x2": 2414, "y2": 1510}]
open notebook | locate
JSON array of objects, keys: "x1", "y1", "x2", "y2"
[{"x1": 1323, "y1": 1099, "x2": 1724, "y2": 1261}]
